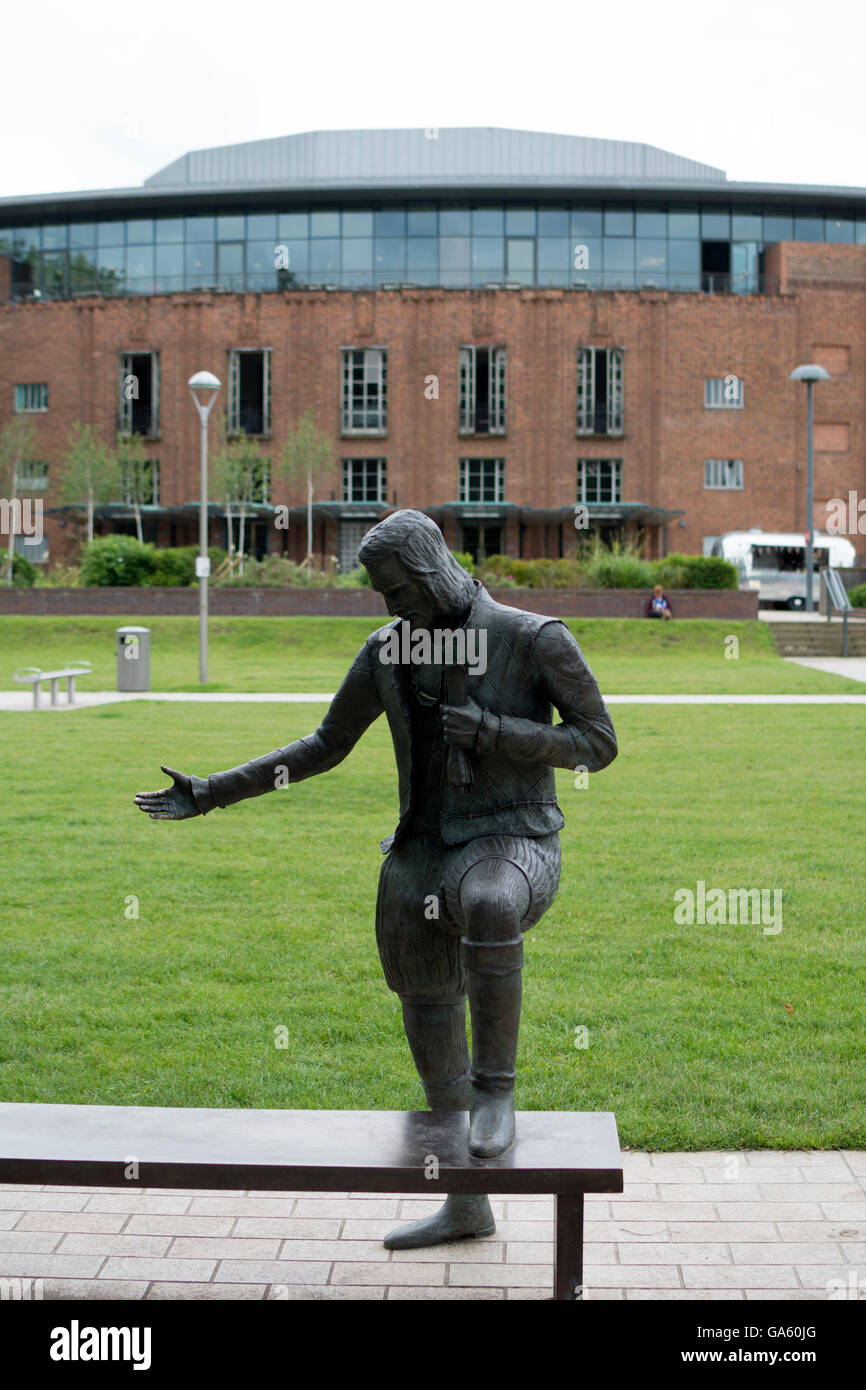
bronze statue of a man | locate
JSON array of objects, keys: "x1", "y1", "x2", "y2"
[{"x1": 134, "y1": 510, "x2": 617, "y2": 1250}]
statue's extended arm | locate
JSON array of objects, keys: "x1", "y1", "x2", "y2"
[
  {"x1": 134, "y1": 643, "x2": 383, "y2": 820},
  {"x1": 442, "y1": 621, "x2": 617, "y2": 773}
]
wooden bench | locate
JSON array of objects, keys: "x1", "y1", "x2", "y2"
[
  {"x1": 13, "y1": 661, "x2": 92, "y2": 709},
  {"x1": 0, "y1": 1103, "x2": 623, "y2": 1300}
]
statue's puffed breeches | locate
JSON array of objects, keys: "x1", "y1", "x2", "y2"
[{"x1": 375, "y1": 831, "x2": 561, "y2": 999}]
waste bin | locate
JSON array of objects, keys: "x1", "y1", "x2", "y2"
[{"x1": 116, "y1": 626, "x2": 151, "y2": 692}]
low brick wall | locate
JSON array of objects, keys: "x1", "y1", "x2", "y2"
[{"x1": 0, "y1": 587, "x2": 759, "y2": 620}]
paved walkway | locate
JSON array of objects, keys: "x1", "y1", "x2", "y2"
[
  {"x1": 2, "y1": 1152, "x2": 863, "y2": 1300},
  {"x1": 786, "y1": 657, "x2": 866, "y2": 683},
  {"x1": 2, "y1": 689, "x2": 866, "y2": 712}
]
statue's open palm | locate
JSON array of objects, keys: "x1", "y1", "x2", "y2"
[{"x1": 134, "y1": 765, "x2": 200, "y2": 820}]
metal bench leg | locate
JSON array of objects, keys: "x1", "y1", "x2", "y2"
[
  {"x1": 67, "y1": 676, "x2": 76, "y2": 704},
  {"x1": 32, "y1": 682, "x2": 41, "y2": 710},
  {"x1": 554, "y1": 1192, "x2": 584, "y2": 1300},
  {"x1": 50, "y1": 679, "x2": 59, "y2": 707}
]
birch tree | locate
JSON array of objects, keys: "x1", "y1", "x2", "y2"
[
  {"x1": 276, "y1": 407, "x2": 335, "y2": 570},
  {"x1": 58, "y1": 423, "x2": 120, "y2": 546}
]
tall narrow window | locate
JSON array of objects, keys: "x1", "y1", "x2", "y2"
[
  {"x1": 577, "y1": 459, "x2": 622, "y2": 504},
  {"x1": 459, "y1": 346, "x2": 506, "y2": 434},
  {"x1": 342, "y1": 458, "x2": 387, "y2": 502},
  {"x1": 704, "y1": 377, "x2": 745, "y2": 408},
  {"x1": 16, "y1": 461, "x2": 50, "y2": 490},
  {"x1": 118, "y1": 353, "x2": 160, "y2": 436},
  {"x1": 342, "y1": 349, "x2": 387, "y2": 432},
  {"x1": 459, "y1": 457, "x2": 504, "y2": 502},
  {"x1": 704, "y1": 458, "x2": 743, "y2": 489},
  {"x1": 577, "y1": 347, "x2": 624, "y2": 436},
  {"x1": 121, "y1": 457, "x2": 160, "y2": 505},
  {"x1": 227, "y1": 349, "x2": 271, "y2": 436},
  {"x1": 14, "y1": 383, "x2": 48, "y2": 412}
]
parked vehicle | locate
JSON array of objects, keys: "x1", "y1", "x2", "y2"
[{"x1": 709, "y1": 529, "x2": 856, "y2": 608}]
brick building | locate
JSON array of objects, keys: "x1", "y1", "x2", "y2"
[{"x1": 1, "y1": 127, "x2": 864, "y2": 569}]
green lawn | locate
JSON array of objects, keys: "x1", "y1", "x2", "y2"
[
  {"x1": 1, "y1": 700, "x2": 863, "y2": 1148},
  {"x1": 0, "y1": 614, "x2": 863, "y2": 693}
]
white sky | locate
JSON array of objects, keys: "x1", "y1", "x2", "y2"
[{"x1": 3, "y1": 0, "x2": 864, "y2": 198}]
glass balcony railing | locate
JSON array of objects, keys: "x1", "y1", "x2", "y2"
[{"x1": 8, "y1": 268, "x2": 776, "y2": 301}]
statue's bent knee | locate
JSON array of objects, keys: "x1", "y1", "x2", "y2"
[{"x1": 458, "y1": 858, "x2": 531, "y2": 941}]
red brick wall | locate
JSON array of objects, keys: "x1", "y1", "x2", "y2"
[
  {"x1": 1, "y1": 256, "x2": 864, "y2": 567},
  {"x1": 0, "y1": 586, "x2": 758, "y2": 619}
]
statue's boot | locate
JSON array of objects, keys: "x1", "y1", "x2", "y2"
[
  {"x1": 463, "y1": 937, "x2": 524, "y2": 1159},
  {"x1": 383, "y1": 1191, "x2": 495, "y2": 1250},
  {"x1": 382, "y1": 997, "x2": 495, "y2": 1250}
]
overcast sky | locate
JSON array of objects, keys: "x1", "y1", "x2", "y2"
[{"x1": 3, "y1": 0, "x2": 863, "y2": 198}]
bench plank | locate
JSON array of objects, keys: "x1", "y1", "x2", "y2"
[{"x1": 0, "y1": 1103, "x2": 623, "y2": 1196}]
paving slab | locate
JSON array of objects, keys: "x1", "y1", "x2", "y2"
[{"x1": 2, "y1": 1151, "x2": 863, "y2": 1300}]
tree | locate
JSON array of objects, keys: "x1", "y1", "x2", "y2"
[
  {"x1": 211, "y1": 420, "x2": 269, "y2": 577},
  {"x1": 57, "y1": 424, "x2": 120, "y2": 546},
  {"x1": 276, "y1": 407, "x2": 335, "y2": 570},
  {"x1": 115, "y1": 431, "x2": 154, "y2": 544},
  {"x1": 0, "y1": 417, "x2": 37, "y2": 586}
]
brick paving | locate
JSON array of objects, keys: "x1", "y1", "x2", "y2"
[{"x1": 1, "y1": 1151, "x2": 864, "y2": 1300}]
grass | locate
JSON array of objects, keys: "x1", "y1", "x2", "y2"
[
  {"x1": 1, "y1": 699, "x2": 863, "y2": 1148},
  {"x1": 1, "y1": 614, "x2": 863, "y2": 694}
]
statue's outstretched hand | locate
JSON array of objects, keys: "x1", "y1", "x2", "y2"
[{"x1": 134, "y1": 765, "x2": 201, "y2": 821}]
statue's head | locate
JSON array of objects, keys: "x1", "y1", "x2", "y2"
[{"x1": 358, "y1": 510, "x2": 476, "y2": 625}]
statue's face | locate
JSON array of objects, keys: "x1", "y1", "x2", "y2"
[{"x1": 365, "y1": 552, "x2": 437, "y2": 627}]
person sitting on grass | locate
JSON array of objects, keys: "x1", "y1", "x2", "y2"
[{"x1": 646, "y1": 584, "x2": 673, "y2": 620}]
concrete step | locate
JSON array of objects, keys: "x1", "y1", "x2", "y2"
[{"x1": 766, "y1": 621, "x2": 866, "y2": 657}]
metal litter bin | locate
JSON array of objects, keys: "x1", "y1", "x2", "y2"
[{"x1": 116, "y1": 625, "x2": 151, "y2": 692}]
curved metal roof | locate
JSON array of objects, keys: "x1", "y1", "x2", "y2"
[{"x1": 144, "y1": 127, "x2": 727, "y2": 189}]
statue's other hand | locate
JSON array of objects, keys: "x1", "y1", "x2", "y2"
[
  {"x1": 133, "y1": 765, "x2": 201, "y2": 820},
  {"x1": 441, "y1": 697, "x2": 483, "y2": 748}
]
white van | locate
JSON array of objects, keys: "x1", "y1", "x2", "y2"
[{"x1": 709, "y1": 529, "x2": 856, "y2": 608}]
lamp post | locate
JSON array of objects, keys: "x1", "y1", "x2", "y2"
[
  {"x1": 188, "y1": 371, "x2": 221, "y2": 683},
  {"x1": 789, "y1": 364, "x2": 830, "y2": 613}
]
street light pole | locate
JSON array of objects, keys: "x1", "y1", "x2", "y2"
[
  {"x1": 789, "y1": 364, "x2": 830, "y2": 613},
  {"x1": 188, "y1": 371, "x2": 221, "y2": 684}
]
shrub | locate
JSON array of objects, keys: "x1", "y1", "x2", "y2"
[
  {"x1": 213, "y1": 554, "x2": 350, "y2": 588},
  {"x1": 10, "y1": 553, "x2": 38, "y2": 586},
  {"x1": 450, "y1": 550, "x2": 477, "y2": 577},
  {"x1": 849, "y1": 583, "x2": 866, "y2": 609},
  {"x1": 34, "y1": 563, "x2": 83, "y2": 588},
  {"x1": 80, "y1": 535, "x2": 157, "y2": 587},
  {"x1": 334, "y1": 565, "x2": 372, "y2": 588},
  {"x1": 151, "y1": 547, "x2": 196, "y2": 587},
  {"x1": 580, "y1": 539, "x2": 653, "y2": 590},
  {"x1": 651, "y1": 553, "x2": 738, "y2": 590}
]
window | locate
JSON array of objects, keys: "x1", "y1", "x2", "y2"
[
  {"x1": 121, "y1": 458, "x2": 160, "y2": 506},
  {"x1": 577, "y1": 459, "x2": 622, "y2": 504},
  {"x1": 459, "y1": 346, "x2": 506, "y2": 435},
  {"x1": 118, "y1": 352, "x2": 160, "y2": 436},
  {"x1": 339, "y1": 520, "x2": 374, "y2": 573},
  {"x1": 704, "y1": 377, "x2": 745, "y2": 409},
  {"x1": 220, "y1": 456, "x2": 270, "y2": 505},
  {"x1": 17, "y1": 461, "x2": 50, "y2": 490},
  {"x1": 342, "y1": 349, "x2": 387, "y2": 432},
  {"x1": 461, "y1": 522, "x2": 501, "y2": 564},
  {"x1": 227, "y1": 348, "x2": 271, "y2": 436},
  {"x1": 342, "y1": 458, "x2": 387, "y2": 503},
  {"x1": 14, "y1": 532, "x2": 49, "y2": 563},
  {"x1": 577, "y1": 347, "x2": 624, "y2": 436},
  {"x1": 15, "y1": 383, "x2": 48, "y2": 412},
  {"x1": 251, "y1": 459, "x2": 270, "y2": 504},
  {"x1": 459, "y1": 458, "x2": 504, "y2": 503},
  {"x1": 704, "y1": 458, "x2": 743, "y2": 489}
]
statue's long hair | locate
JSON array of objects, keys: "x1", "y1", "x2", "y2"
[{"x1": 358, "y1": 510, "x2": 476, "y2": 616}]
